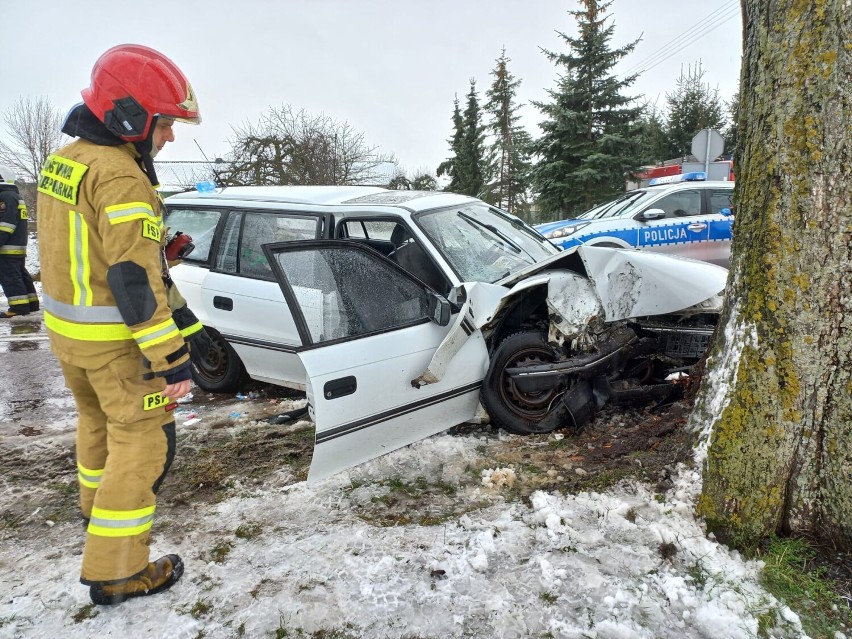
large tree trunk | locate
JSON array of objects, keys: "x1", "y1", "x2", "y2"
[{"x1": 694, "y1": 0, "x2": 851, "y2": 551}]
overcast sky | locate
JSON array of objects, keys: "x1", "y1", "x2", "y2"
[{"x1": 1, "y1": 0, "x2": 741, "y2": 174}]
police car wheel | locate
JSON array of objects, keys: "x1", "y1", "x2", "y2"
[
  {"x1": 190, "y1": 328, "x2": 248, "y2": 393},
  {"x1": 481, "y1": 330, "x2": 563, "y2": 435}
]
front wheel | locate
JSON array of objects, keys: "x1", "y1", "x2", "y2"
[
  {"x1": 190, "y1": 328, "x2": 248, "y2": 393},
  {"x1": 481, "y1": 330, "x2": 563, "y2": 435}
]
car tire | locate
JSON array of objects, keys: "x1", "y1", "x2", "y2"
[
  {"x1": 190, "y1": 327, "x2": 248, "y2": 393},
  {"x1": 481, "y1": 330, "x2": 563, "y2": 435}
]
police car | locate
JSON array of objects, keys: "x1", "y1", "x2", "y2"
[{"x1": 536, "y1": 173, "x2": 734, "y2": 267}]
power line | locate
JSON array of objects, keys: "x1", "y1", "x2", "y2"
[
  {"x1": 639, "y1": 9, "x2": 740, "y2": 75},
  {"x1": 621, "y1": 1, "x2": 739, "y2": 76},
  {"x1": 620, "y1": 1, "x2": 740, "y2": 77}
]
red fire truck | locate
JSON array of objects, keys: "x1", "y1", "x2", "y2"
[{"x1": 629, "y1": 160, "x2": 735, "y2": 189}]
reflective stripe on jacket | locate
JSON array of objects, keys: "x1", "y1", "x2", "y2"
[
  {"x1": 0, "y1": 189, "x2": 28, "y2": 256},
  {"x1": 36, "y1": 140, "x2": 190, "y2": 375}
]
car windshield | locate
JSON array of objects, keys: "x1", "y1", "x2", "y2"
[
  {"x1": 416, "y1": 203, "x2": 558, "y2": 283},
  {"x1": 586, "y1": 190, "x2": 659, "y2": 219}
]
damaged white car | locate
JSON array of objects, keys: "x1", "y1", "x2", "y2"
[{"x1": 166, "y1": 187, "x2": 727, "y2": 482}]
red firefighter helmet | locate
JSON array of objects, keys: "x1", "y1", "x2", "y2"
[{"x1": 81, "y1": 44, "x2": 201, "y2": 143}]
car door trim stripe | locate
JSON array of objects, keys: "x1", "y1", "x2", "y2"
[
  {"x1": 315, "y1": 380, "x2": 482, "y2": 445},
  {"x1": 220, "y1": 333, "x2": 300, "y2": 353}
]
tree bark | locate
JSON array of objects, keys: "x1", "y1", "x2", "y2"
[{"x1": 694, "y1": 0, "x2": 851, "y2": 551}]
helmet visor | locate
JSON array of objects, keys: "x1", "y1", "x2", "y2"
[{"x1": 157, "y1": 114, "x2": 201, "y2": 126}]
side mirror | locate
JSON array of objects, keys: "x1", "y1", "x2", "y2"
[
  {"x1": 638, "y1": 208, "x2": 666, "y2": 221},
  {"x1": 428, "y1": 293, "x2": 452, "y2": 326},
  {"x1": 720, "y1": 207, "x2": 734, "y2": 217}
]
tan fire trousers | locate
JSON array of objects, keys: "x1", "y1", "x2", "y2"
[{"x1": 60, "y1": 348, "x2": 177, "y2": 585}]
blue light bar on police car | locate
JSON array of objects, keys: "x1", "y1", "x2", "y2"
[{"x1": 648, "y1": 172, "x2": 707, "y2": 186}]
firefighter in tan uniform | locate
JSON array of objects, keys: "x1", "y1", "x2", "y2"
[{"x1": 37, "y1": 44, "x2": 207, "y2": 605}]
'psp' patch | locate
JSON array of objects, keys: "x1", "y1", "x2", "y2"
[
  {"x1": 143, "y1": 391, "x2": 170, "y2": 411},
  {"x1": 142, "y1": 219, "x2": 162, "y2": 242}
]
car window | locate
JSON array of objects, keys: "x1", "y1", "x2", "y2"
[
  {"x1": 272, "y1": 245, "x2": 431, "y2": 343},
  {"x1": 240, "y1": 213, "x2": 319, "y2": 279},
  {"x1": 645, "y1": 190, "x2": 702, "y2": 219},
  {"x1": 343, "y1": 221, "x2": 367, "y2": 238},
  {"x1": 214, "y1": 211, "x2": 242, "y2": 273},
  {"x1": 709, "y1": 189, "x2": 734, "y2": 215},
  {"x1": 338, "y1": 219, "x2": 451, "y2": 295},
  {"x1": 163, "y1": 207, "x2": 222, "y2": 262}
]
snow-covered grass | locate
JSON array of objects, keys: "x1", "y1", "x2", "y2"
[{"x1": 0, "y1": 431, "x2": 813, "y2": 639}]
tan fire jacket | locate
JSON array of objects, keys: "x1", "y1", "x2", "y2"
[{"x1": 36, "y1": 140, "x2": 190, "y2": 377}]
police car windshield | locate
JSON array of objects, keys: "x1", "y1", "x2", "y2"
[
  {"x1": 590, "y1": 190, "x2": 658, "y2": 219},
  {"x1": 416, "y1": 203, "x2": 557, "y2": 283}
]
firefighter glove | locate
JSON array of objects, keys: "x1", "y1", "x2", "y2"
[{"x1": 171, "y1": 304, "x2": 214, "y2": 365}]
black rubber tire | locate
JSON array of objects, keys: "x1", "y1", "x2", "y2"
[
  {"x1": 481, "y1": 330, "x2": 563, "y2": 435},
  {"x1": 190, "y1": 328, "x2": 248, "y2": 393}
]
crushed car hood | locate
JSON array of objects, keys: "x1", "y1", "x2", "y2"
[
  {"x1": 499, "y1": 245, "x2": 728, "y2": 321},
  {"x1": 416, "y1": 246, "x2": 728, "y2": 387}
]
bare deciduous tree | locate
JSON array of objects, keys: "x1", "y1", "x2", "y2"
[
  {"x1": 224, "y1": 105, "x2": 392, "y2": 186},
  {"x1": 387, "y1": 165, "x2": 438, "y2": 191},
  {"x1": 0, "y1": 96, "x2": 67, "y2": 183}
]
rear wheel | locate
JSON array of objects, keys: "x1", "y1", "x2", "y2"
[
  {"x1": 481, "y1": 330, "x2": 563, "y2": 435},
  {"x1": 190, "y1": 328, "x2": 248, "y2": 393}
]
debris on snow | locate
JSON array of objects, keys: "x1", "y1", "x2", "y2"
[{"x1": 480, "y1": 467, "x2": 516, "y2": 489}]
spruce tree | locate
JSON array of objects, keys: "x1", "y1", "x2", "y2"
[
  {"x1": 664, "y1": 61, "x2": 727, "y2": 158},
  {"x1": 723, "y1": 91, "x2": 740, "y2": 156},
  {"x1": 456, "y1": 79, "x2": 488, "y2": 197},
  {"x1": 531, "y1": 0, "x2": 644, "y2": 218},
  {"x1": 436, "y1": 96, "x2": 464, "y2": 192},
  {"x1": 638, "y1": 104, "x2": 669, "y2": 165},
  {"x1": 484, "y1": 48, "x2": 533, "y2": 218}
]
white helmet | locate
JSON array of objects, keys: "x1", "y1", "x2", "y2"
[{"x1": 0, "y1": 165, "x2": 16, "y2": 185}]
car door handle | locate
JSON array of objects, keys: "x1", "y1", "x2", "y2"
[
  {"x1": 213, "y1": 296, "x2": 233, "y2": 311},
  {"x1": 687, "y1": 223, "x2": 707, "y2": 232},
  {"x1": 324, "y1": 376, "x2": 357, "y2": 400}
]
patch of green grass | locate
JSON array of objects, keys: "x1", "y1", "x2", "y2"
[
  {"x1": 686, "y1": 562, "x2": 709, "y2": 590},
  {"x1": 189, "y1": 598, "x2": 213, "y2": 619},
  {"x1": 516, "y1": 461, "x2": 544, "y2": 476},
  {"x1": 570, "y1": 467, "x2": 634, "y2": 493},
  {"x1": 209, "y1": 540, "x2": 233, "y2": 563},
  {"x1": 174, "y1": 425, "x2": 313, "y2": 501},
  {"x1": 538, "y1": 591, "x2": 558, "y2": 605},
  {"x1": 755, "y1": 607, "x2": 780, "y2": 639},
  {"x1": 757, "y1": 535, "x2": 849, "y2": 638},
  {"x1": 355, "y1": 476, "x2": 472, "y2": 526},
  {"x1": 235, "y1": 521, "x2": 262, "y2": 540},
  {"x1": 46, "y1": 481, "x2": 78, "y2": 496}
]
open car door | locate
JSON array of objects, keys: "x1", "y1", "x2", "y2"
[{"x1": 265, "y1": 241, "x2": 489, "y2": 484}]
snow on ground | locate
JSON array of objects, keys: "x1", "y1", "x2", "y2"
[
  {"x1": 1, "y1": 431, "x2": 809, "y2": 639},
  {"x1": 0, "y1": 236, "x2": 813, "y2": 638}
]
